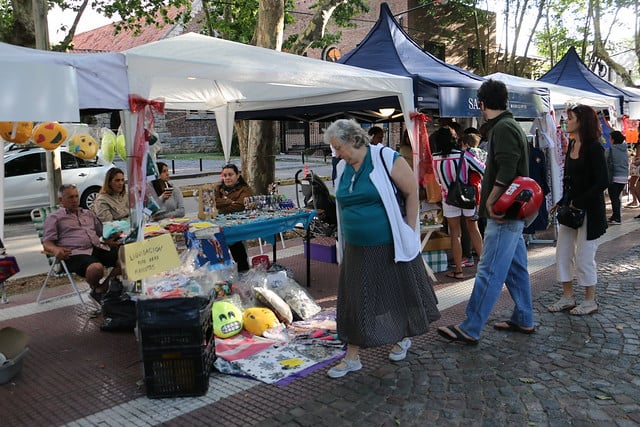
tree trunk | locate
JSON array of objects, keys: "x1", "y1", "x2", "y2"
[
  {"x1": 517, "y1": 0, "x2": 546, "y2": 77},
  {"x1": 238, "y1": 0, "x2": 284, "y2": 194},
  {"x1": 508, "y1": 0, "x2": 529, "y2": 75},
  {"x1": 10, "y1": 0, "x2": 35, "y2": 47},
  {"x1": 55, "y1": 0, "x2": 90, "y2": 51},
  {"x1": 289, "y1": 0, "x2": 349, "y2": 55},
  {"x1": 591, "y1": 0, "x2": 634, "y2": 86},
  {"x1": 471, "y1": 3, "x2": 486, "y2": 75}
]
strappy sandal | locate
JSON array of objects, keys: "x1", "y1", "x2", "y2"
[
  {"x1": 547, "y1": 296, "x2": 576, "y2": 312},
  {"x1": 569, "y1": 301, "x2": 599, "y2": 316},
  {"x1": 446, "y1": 271, "x2": 466, "y2": 280}
]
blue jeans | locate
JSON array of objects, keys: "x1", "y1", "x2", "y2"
[{"x1": 460, "y1": 219, "x2": 534, "y2": 339}]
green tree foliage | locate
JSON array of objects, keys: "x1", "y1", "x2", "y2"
[{"x1": 0, "y1": 0, "x2": 14, "y2": 41}]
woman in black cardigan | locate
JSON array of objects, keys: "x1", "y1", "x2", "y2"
[{"x1": 548, "y1": 105, "x2": 608, "y2": 316}]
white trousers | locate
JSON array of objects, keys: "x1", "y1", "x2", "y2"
[{"x1": 555, "y1": 216, "x2": 600, "y2": 287}]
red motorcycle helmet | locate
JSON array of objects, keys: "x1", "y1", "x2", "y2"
[{"x1": 493, "y1": 177, "x2": 543, "y2": 219}]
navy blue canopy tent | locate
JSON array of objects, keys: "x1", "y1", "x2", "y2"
[
  {"x1": 539, "y1": 46, "x2": 640, "y2": 114},
  {"x1": 339, "y1": 3, "x2": 547, "y2": 118}
]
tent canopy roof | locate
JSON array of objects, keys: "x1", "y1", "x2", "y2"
[
  {"x1": 487, "y1": 72, "x2": 618, "y2": 110},
  {"x1": 538, "y1": 46, "x2": 640, "y2": 113},
  {"x1": 124, "y1": 32, "x2": 414, "y2": 116},
  {"x1": 338, "y1": 2, "x2": 485, "y2": 111},
  {"x1": 337, "y1": 3, "x2": 547, "y2": 118},
  {"x1": 0, "y1": 41, "x2": 129, "y2": 112},
  {"x1": 123, "y1": 32, "x2": 417, "y2": 160}
]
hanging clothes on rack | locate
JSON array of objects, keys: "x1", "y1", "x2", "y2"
[{"x1": 524, "y1": 138, "x2": 551, "y2": 236}]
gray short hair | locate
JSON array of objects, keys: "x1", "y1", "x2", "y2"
[
  {"x1": 58, "y1": 184, "x2": 77, "y2": 197},
  {"x1": 323, "y1": 119, "x2": 369, "y2": 148}
]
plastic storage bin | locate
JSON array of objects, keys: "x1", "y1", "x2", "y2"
[
  {"x1": 0, "y1": 327, "x2": 29, "y2": 384},
  {"x1": 137, "y1": 297, "x2": 214, "y2": 398},
  {"x1": 142, "y1": 339, "x2": 215, "y2": 398},
  {"x1": 137, "y1": 297, "x2": 213, "y2": 349}
]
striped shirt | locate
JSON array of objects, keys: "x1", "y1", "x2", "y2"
[{"x1": 432, "y1": 149, "x2": 486, "y2": 198}]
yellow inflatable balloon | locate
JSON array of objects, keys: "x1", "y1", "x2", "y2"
[
  {"x1": 68, "y1": 133, "x2": 98, "y2": 160},
  {"x1": 101, "y1": 129, "x2": 116, "y2": 162},
  {"x1": 32, "y1": 122, "x2": 67, "y2": 151},
  {"x1": 0, "y1": 121, "x2": 33, "y2": 143},
  {"x1": 116, "y1": 133, "x2": 127, "y2": 161}
]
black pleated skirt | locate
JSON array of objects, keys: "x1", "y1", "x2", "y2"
[{"x1": 336, "y1": 242, "x2": 441, "y2": 348}]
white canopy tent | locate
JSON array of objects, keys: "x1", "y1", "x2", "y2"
[
  {"x1": 0, "y1": 42, "x2": 128, "y2": 242},
  {"x1": 0, "y1": 61, "x2": 82, "y2": 241},
  {"x1": 121, "y1": 33, "x2": 418, "y2": 239},
  {"x1": 123, "y1": 33, "x2": 417, "y2": 163},
  {"x1": 486, "y1": 72, "x2": 619, "y2": 111}
]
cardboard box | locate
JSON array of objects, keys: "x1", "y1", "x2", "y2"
[
  {"x1": 422, "y1": 250, "x2": 448, "y2": 273},
  {"x1": 304, "y1": 240, "x2": 337, "y2": 264},
  {"x1": 422, "y1": 231, "x2": 451, "y2": 251}
]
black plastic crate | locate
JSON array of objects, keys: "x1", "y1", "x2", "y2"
[
  {"x1": 142, "y1": 340, "x2": 215, "y2": 398},
  {"x1": 137, "y1": 297, "x2": 213, "y2": 349}
]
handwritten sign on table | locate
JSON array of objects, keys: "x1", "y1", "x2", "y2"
[{"x1": 123, "y1": 233, "x2": 180, "y2": 281}]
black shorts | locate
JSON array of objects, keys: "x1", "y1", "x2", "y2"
[{"x1": 66, "y1": 246, "x2": 119, "y2": 277}]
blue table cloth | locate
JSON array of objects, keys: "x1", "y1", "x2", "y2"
[{"x1": 212, "y1": 209, "x2": 316, "y2": 245}]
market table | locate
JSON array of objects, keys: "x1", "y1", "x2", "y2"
[
  {"x1": 198, "y1": 209, "x2": 317, "y2": 286},
  {"x1": 420, "y1": 223, "x2": 443, "y2": 282}
]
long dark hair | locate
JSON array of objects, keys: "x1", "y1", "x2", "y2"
[
  {"x1": 432, "y1": 127, "x2": 457, "y2": 155},
  {"x1": 566, "y1": 104, "x2": 602, "y2": 156}
]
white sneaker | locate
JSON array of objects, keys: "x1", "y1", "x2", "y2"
[
  {"x1": 389, "y1": 337, "x2": 412, "y2": 361},
  {"x1": 327, "y1": 357, "x2": 362, "y2": 378}
]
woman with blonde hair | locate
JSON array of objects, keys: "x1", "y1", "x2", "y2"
[{"x1": 93, "y1": 167, "x2": 129, "y2": 223}]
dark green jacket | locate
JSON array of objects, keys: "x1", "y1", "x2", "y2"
[{"x1": 479, "y1": 111, "x2": 529, "y2": 218}]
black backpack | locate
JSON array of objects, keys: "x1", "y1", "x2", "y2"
[{"x1": 100, "y1": 279, "x2": 137, "y2": 332}]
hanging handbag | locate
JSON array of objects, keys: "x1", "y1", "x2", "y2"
[
  {"x1": 379, "y1": 148, "x2": 407, "y2": 217},
  {"x1": 445, "y1": 151, "x2": 477, "y2": 210},
  {"x1": 556, "y1": 143, "x2": 586, "y2": 229},
  {"x1": 556, "y1": 204, "x2": 585, "y2": 229}
]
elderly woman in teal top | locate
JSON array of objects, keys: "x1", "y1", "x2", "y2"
[{"x1": 323, "y1": 119, "x2": 440, "y2": 379}]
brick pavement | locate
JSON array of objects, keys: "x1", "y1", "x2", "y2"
[{"x1": 1, "y1": 220, "x2": 639, "y2": 426}]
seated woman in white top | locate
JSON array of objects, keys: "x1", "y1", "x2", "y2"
[{"x1": 150, "y1": 161, "x2": 185, "y2": 220}]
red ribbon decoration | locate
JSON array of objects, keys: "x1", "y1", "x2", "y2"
[
  {"x1": 410, "y1": 112, "x2": 434, "y2": 186},
  {"x1": 127, "y1": 94, "x2": 165, "y2": 235}
]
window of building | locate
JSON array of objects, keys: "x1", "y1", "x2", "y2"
[
  {"x1": 424, "y1": 42, "x2": 445, "y2": 61},
  {"x1": 467, "y1": 48, "x2": 486, "y2": 69},
  {"x1": 187, "y1": 110, "x2": 215, "y2": 120}
]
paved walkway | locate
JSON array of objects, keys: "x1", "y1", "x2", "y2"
[{"x1": 1, "y1": 214, "x2": 639, "y2": 426}]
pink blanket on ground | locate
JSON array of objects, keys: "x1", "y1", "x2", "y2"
[{"x1": 214, "y1": 330, "x2": 280, "y2": 361}]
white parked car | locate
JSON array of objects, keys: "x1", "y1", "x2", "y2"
[{"x1": 3, "y1": 145, "x2": 115, "y2": 215}]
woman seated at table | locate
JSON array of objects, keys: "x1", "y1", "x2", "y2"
[
  {"x1": 150, "y1": 162, "x2": 185, "y2": 220},
  {"x1": 214, "y1": 163, "x2": 253, "y2": 272},
  {"x1": 93, "y1": 167, "x2": 129, "y2": 223}
]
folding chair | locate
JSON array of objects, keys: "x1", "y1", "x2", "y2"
[{"x1": 30, "y1": 207, "x2": 91, "y2": 313}]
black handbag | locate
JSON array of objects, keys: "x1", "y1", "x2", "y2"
[
  {"x1": 445, "y1": 151, "x2": 477, "y2": 210},
  {"x1": 557, "y1": 161, "x2": 585, "y2": 229},
  {"x1": 379, "y1": 148, "x2": 407, "y2": 217},
  {"x1": 556, "y1": 205, "x2": 585, "y2": 229}
]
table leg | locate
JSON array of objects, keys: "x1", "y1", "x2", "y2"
[
  {"x1": 420, "y1": 230, "x2": 437, "y2": 282},
  {"x1": 272, "y1": 234, "x2": 277, "y2": 263},
  {"x1": 306, "y1": 228, "x2": 311, "y2": 288}
]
